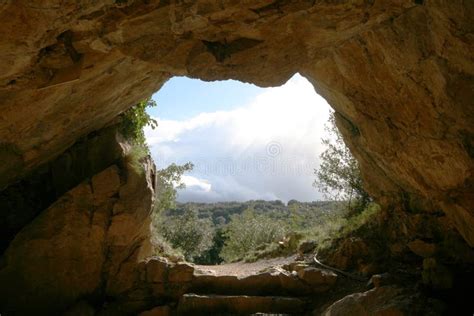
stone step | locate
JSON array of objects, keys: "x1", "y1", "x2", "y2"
[
  {"x1": 190, "y1": 268, "x2": 337, "y2": 297},
  {"x1": 177, "y1": 294, "x2": 306, "y2": 315}
]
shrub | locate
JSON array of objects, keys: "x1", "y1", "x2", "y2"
[
  {"x1": 220, "y1": 208, "x2": 287, "y2": 262},
  {"x1": 155, "y1": 207, "x2": 215, "y2": 261},
  {"x1": 120, "y1": 98, "x2": 157, "y2": 146},
  {"x1": 123, "y1": 144, "x2": 149, "y2": 174},
  {"x1": 313, "y1": 112, "x2": 371, "y2": 213},
  {"x1": 154, "y1": 162, "x2": 193, "y2": 214}
]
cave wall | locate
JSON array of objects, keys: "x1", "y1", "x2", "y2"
[
  {"x1": 0, "y1": 123, "x2": 125, "y2": 254},
  {"x1": 0, "y1": 2, "x2": 472, "y2": 243},
  {"x1": 0, "y1": 126, "x2": 157, "y2": 315}
]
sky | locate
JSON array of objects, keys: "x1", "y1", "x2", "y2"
[{"x1": 145, "y1": 74, "x2": 333, "y2": 203}]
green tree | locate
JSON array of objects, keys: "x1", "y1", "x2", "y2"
[
  {"x1": 314, "y1": 112, "x2": 371, "y2": 213},
  {"x1": 120, "y1": 98, "x2": 158, "y2": 146},
  {"x1": 220, "y1": 207, "x2": 287, "y2": 262},
  {"x1": 154, "y1": 162, "x2": 194, "y2": 214},
  {"x1": 157, "y1": 207, "x2": 215, "y2": 261}
]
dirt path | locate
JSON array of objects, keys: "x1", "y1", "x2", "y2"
[{"x1": 194, "y1": 255, "x2": 298, "y2": 277}]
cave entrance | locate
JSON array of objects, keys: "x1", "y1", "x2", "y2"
[{"x1": 144, "y1": 74, "x2": 361, "y2": 266}]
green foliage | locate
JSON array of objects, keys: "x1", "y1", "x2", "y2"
[
  {"x1": 153, "y1": 199, "x2": 381, "y2": 264},
  {"x1": 193, "y1": 228, "x2": 226, "y2": 265},
  {"x1": 154, "y1": 162, "x2": 194, "y2": 214},
  {"x1": 150, "y1": 162, "x2": 194, "y2": 260},
  {"x1": 220, "y1": 207, "x2": 287, "y2": 262},
  {"x1": 155, "y1": 207, "x2": 215, "y2": 261},
  {"x1": 124, "y1": 144, "x2": 149, "y2": 174},
  {"x1": 150, "y1": 233, "x2": 185, "y2": 262},
  {"x1": 311, "y1": 203, "x2": 381, "y2": 251},
  {"x1": 120, "y1": 98, "x2": 158, "y2": 146},
  {"x1": 314, "y1": 112, "x2": 371, "y2": 213}
]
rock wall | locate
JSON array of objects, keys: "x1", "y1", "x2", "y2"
[
  {"x1": 0, "y1": 0, "x2": 472, "y2": 246},
  {"x1": 0, "y1": 126, "x2": 156, "y2": 315},
  {"x1": 0, "y1": 123, "x2": 125, "y2": 253}
]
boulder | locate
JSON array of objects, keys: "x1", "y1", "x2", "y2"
[
  {"x1": 297, "y1": 267, "x2": 337, "y2": 290},
  {"x1": 169, "y1": 262, "x2": 195, "y2": 283},
  {"x1": 146, "y1": 257, "x2": 170, "y2": 284},
  {"x1": 0, "y1": 139, "x2": 156, "y2": 315},
  {"x1": 322, "y1": 286, "x2": 403, "y2": 316},
  {"x1": 321, "y1": 286, "x2": 445, "y2": 316},
  {"x1": 408, "y1": 240, "x2": 437, "y2": 258}
]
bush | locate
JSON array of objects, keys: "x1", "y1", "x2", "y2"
[
  {"x1": 220, "y1": 208, "x2": 287, "y2": 262},
  {"x1": 309, "y1": 202, "x2": 382, "y2": 251},
  {"x1": 120, "y1": 98, "x2": 157, "y2": 146},
  {"x1": 155, "y1": 207, "x2": 215, "y2": 261},
  {"x1": 123, "y1": 144, "x2": 149, "y2": 174},
  {"x1": 154, "y1": 162, "x2": 193, "y2": 214},
  {"x1": 314, "y1": 112, "x2": 371, "y2": 213}
]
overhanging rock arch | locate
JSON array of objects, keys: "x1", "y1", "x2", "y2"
[
  {"x1": 1, "y1": 0, "x2": 471, "y2": 244},
  {"x1": 0, "y1": 0, "x2": 472, "y2": 313}
]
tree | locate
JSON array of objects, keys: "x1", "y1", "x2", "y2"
[
  {"x1": 154, "y1": 162, "x2": 194, "y2": 214},
  {"x1": 220, "y1": 207, "x2": 287, "y2": 262},
  {"x1": 120, "y1": 98, "x2": 158, "y2": 147},
  {"x1": 157, "y1": 207, "x2": 215, "y2": 261},
  {"x1": 314, "y1": 112, "x2": 371, "y2": 213}
]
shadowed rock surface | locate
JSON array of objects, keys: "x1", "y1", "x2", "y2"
[
  {"x1": 0, "y1": 0, "x2": 472, "y2": 245},
  {"x1": 0, "y1": 0, "x2": 472, "y2": 315}
]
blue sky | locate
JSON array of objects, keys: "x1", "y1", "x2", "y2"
[
  {"x1": 145, "y1": 74, "x2": 332, "y2": 203},
  {"x1": 148, "y1": 77, "x2": 263, "y2": 120}
]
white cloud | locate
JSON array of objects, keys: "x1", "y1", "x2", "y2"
[
  {"x1": 180, "y1": 175, "x2": 212, "y2": 192},
  {"x1": 145, "y1": 74, "x2": 332, "y2": 202}
]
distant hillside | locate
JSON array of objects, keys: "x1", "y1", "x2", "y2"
[{"x1": 164, "y1": 200, "x2": 345, "y2": 225}]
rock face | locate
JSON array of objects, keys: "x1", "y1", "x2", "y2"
[
  {"x1": 0, "y1": 123, "x2": 126, "y2": 254},
  {"x1": 0, "y1": 127, "x2": 156, "y2": 315},
  {"x1": 321, "y1": 286, "x2": 444, "y2": 316},
  {"x1": 0, "y1": 0, "x2": 472, "y2": 314},
  {"x1": 0, "y1": 1, "x2": 472, "y2": 247}
]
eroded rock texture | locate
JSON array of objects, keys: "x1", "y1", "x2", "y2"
[
  {"x1": 0, "y1": 0, "x2": 472, "y2": 246},
  {"x1": 0, "y1": 126, "x2": 156, "y2": 315},
  {"x1": 0, "y1": 0, "x2": 472, "y2": 314}
]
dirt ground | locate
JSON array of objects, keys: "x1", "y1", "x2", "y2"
[{"x1": 195, "y1": 255, "x2": 298, "y2": 277}]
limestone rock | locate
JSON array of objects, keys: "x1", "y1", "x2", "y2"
[
  {"x1": 0, "y1": 175, "x2": 110, "y2": 314},
  {"x1": 323, "y1": 287, "x2": 391, "y2": 316},
  {"x1": 169, "y1": 262, "x2": 195, "y2": 283},
  {"x1": 285, "y1": 262, "x2": 309, "y2": 273},
  {"x1": 177, "y1": 294, "x2": 305, "y2": 315},
  {"x1": 146, "y1": 257, "x2": 170, "y2": 284},
  {"x1": 408, "y1": 239, "x2": 437, "y2": 258},
  {"x1": 0, "y1": 144, "x2": 156, "y2": 315},
  {"x1": 324, "y1": 237, "x2": 369, "y2": 270},
  {"x1": 297, "y1": 267, "x2": 337, "y2": 289},
  {"x1": 0, "y1": 124, "x2": 125, "y2": 254},
  {"x1": 322, "y1": 286, "x2": 446, "y2": 316},
  {"x1": 322, "y1": 286, "x2": 404, "y2": 316},
  {"x1": 0, "y1": 0, "x2": 472, "y2": 249},
  {"x1": 0, "y1": 1, "x2": 473, "y2": 313}
]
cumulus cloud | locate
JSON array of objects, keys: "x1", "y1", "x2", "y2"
[{"x1": 145, "y1": 74, "x2": 332, "y2": 202}]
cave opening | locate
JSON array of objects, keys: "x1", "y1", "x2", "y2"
[
  {"x1": 142, "y1": 74, "x2": 376, "y2": 267},
  {"x1": 0, "y1": 1, "x2": 472, "y2": 315}
]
